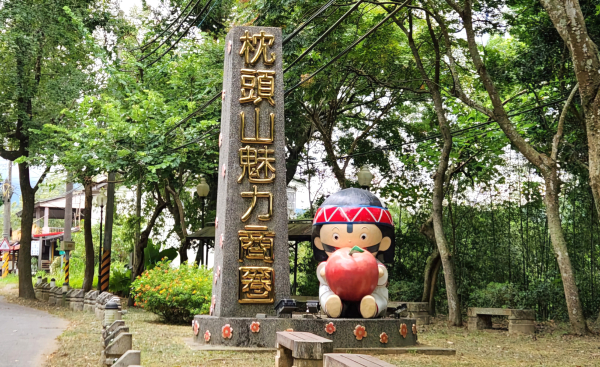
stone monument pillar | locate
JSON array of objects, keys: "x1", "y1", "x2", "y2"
[{"x1": 212, "y1": 26, "x2": 290, "y2": 318}]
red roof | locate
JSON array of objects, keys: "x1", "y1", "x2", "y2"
[{"x1": 33, "y1": 231, "x2": 64, "y2": 238}]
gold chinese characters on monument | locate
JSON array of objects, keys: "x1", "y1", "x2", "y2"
[{"x1": 237, "y1": 30, "x2": 278, "y2": 304}]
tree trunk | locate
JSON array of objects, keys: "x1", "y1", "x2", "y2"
[
  {"x1": 540, "y1": 0, "x2": 600, "y2": 228},
  {"x1": 392, "y1": 9, "x2": 462, "y2": 326},
  {"x1": 82, "y1": 178, "x2": 94, "y2": 291},
  {"x1": 420, "y1": 216, "x2": 440, "y2": 316},
  {"x1": 437, "y1": 0, "x2": 585, "y2": 332},
  {"x1": 129, "y1": 180, "x2": 143, "y2": 306},
  {"x1": 537, "y1": 4, "x2": 600, "y2": 326},
  {"x1": 422, "y1": 248, "x2": 441, "y2": 316},
  {"x1": 17, "y1": 162, "x2": 35, "y2": 299},
  {"x1": 430, "y1": 106, "x2": 462, "y2": 326},
  {"x1": 544, "y1": 169, "x2": 588, "y2": 334},
  {"x1": 131, "y1": 200, "x2": 166, "y2": 280}
]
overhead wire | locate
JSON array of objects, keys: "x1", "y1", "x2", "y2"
[
  {"x1": 138, "y1": 0, "x2": 206, "y2": 62},
  {"x1": 284, "y1": 0, "x2": 364, "y2": 73},
  {"x1": 284, "y1": 1, "x2": 408, "y2": 96},
  {"x1": 317, "y1": 97, "x2": 569, "y2": 164},
  {"x1": 133, "y1": 0, "x2": 201, "y2": 53},
  {"x1": 161, "y1": 0, "x2": 357, "y2": 141},
  {"x1": 282, "y1": 0, "x2": 337, "y2": 46},
  {"x1": 145, "y1": 0, "x2": 216, "y2": 67}
]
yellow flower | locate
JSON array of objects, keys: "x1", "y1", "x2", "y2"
[
  {"x1": 193, "y1": 291, "x2": 197, "y2": 294},
  {"x1": 160, "y1": 290, "x2": 165, "y2": 294}
]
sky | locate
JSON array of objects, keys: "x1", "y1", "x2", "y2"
[{"x1": 119, "y1": 0, "x2": 162, "y2": 15}]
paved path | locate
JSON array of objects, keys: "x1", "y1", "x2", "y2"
[{"x1": 0, "y1": 295, "x2": 68, "y2": 367}]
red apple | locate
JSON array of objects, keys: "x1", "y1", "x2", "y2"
[{"x1": 325, "y1": 246, "x2": 379, "y2": 302}]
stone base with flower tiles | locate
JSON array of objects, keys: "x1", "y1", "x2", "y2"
[{"x1": 192, "y1": 315, "x2": 418, "y2": 349}]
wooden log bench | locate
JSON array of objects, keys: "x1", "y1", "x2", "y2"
[
  {"x1": 275, "y1": 331, "x2": 333, "y2": 367},
  {"x1": 323, "y1": 354, "x2": 394, "y2": 367},
  {"x1": 467, "y1": 307, "x2": 535, "y2": 335}
]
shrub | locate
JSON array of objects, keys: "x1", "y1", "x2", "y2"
[
  {"x1": 132, "y1": 260, "x2": 212, "y2": 324},
  {"x1": 469, "y1": 282, "x2": 520, "y2": 309},
  {"x1": 388, "y1": 280, "x2": 423, "y2": 302},
  {"x1": 110, "y1": 261, "x2": 132, "y2": 297}
]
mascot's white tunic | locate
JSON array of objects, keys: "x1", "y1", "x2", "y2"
[{"x1": 311, "y1": 188, "x2": 395, "y2": 319}]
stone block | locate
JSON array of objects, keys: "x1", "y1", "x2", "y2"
[
  {"x1": 508, "y1": 319, "x2": 536, "y2": 335},
  {"x1": 508, "y1": 309, "x2": 535, "y2": 320},
  {"x1": 194, "y1": 316, "x2": 418, "y2": 349},
  {"x1": 105, "y1": 333, "x2": 132, "y2": 359},
  {"x1": 467, "y1": 307, "x2": 511, "y2": 317},
  {"x1": 67, "y1": 289, "x2": 84, "y2": 311},
  {"x1": 104, "y1": 326, "x2": 130, "y2": 347},
  {"x1": 104, "y1": 320, "x2": 126, "y2": 339},
  {"x1": 111, "y1": 350, "x2": 141, "y2": 367},
  {"x1": 407, "y1": 311, "x2": 430, "y2": 325},
  {"x1": 405, "y1": 302, "x2": 429, "y2": 312},
  {"x1": 84, "y1": 290, "x2": 99, "y2": 312},
  {"x1": 468, "y1": 315, "x2": 492, "y2": 331}
]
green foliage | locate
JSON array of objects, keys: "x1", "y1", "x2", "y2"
[
  {"x1": 132, "y1": 260, "x2": 212, "y2": 324},
  {"x1": 109, "y1": 261, "x2": 132, "y2": 297},
  {"x1": 469, "y1": 282, "x2": 520, "y2": 309},
  {"x1": 388, "y1": 280, "x2": 423, "y2": 303},
  {"x1": 291, "y1": 241, "x2": 319, "y2": 296},
  {"x1": 144, "y1": 239, "x2": 178, "y2": 271}
]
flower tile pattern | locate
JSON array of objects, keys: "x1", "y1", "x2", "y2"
[{"x1": 354, "y1": 325, "x2": 367, "y2": 341}]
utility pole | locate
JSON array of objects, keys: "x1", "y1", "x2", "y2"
[
  {"x1": 63, "y1": 175, "x2": 73, "y2": 289},
  {"x1": 3, "y1": 161, "x2": 12, "y2": 241},
  {"x1": 99, "y1": 172, "x2": 116, "y2": 293}
]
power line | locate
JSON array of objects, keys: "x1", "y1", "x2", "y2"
[
  {"x1": 133, "y1": 0, "x2": 201, "y2": 53},
  {"x1": 138, "y1": 0, "x2": 206, "y2": 62},
  {"x1": 319, "y1": 97, "x2": 569, "y2": 164},
  {"x1": 282, "y1": 0, "x2": 337, "y2": 46},
  {"x1": 284, "y1": 0, "x2": 364, "y2": 73},
  {"x1": 170, "y1": 127, "x2": 220, "y2": 152},
  {"x1": 164, "y1": 91, "x2": 222, "y2": 137},
  {"x1": 284, "y1": 1, "x2": 407, "y2": 96},
  {"x1": 145, "y1": 0, "x2": 215, "y2": 67},
  {"x1": 159, "y1": 0, "x2": 348, "y2": 139}
]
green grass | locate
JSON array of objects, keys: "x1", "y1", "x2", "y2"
[
  {"x1": 0, "y1": 273, "x2": 19, "y2": 285},
  {"x1": 2, "y1": 283, "x2": 600, "y2": 367},
  {"x1": 41, "y1": 273, "x2": 98, "y2": 289},
  {"x1": 0, "y1": 272, "x2": 97, "y2": 289}
]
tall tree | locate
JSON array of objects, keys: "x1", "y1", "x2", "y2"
[
  {"x1": 0, "y1": 0, "x2": 101, "y2": 297},
  {"x1": 536, "y1": 0, "x2": 600, "y2": 326},
  {"x1": 391, "y1": 8, "x2": 462, "y2": 326},
  {"x1": 427, "y1": 0, "x2": 588, "y2": 334}
]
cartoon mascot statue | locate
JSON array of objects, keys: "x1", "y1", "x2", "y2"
[{"x1": 312, "y1": 188, "x2": 395, "y2": 319}]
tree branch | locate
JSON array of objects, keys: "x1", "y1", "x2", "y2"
[
  {"x1": 33, "y1": 165, "x2": 51, "y2": 192},
  {"x1": 552, "y1": 83, "x2": 579, "y2": 161}
]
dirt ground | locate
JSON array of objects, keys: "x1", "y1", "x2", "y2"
[{"x1": 1, "y1": 284, "x2": 599, "y2": 367}]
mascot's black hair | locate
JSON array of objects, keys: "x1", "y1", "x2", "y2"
[{"x1": 311, "y1": 188, "x2": 395, "y2": 264}]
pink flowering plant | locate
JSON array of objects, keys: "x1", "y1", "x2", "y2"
[{"x1": 132, "y1": 259, "x2": 213, "y2": 324}]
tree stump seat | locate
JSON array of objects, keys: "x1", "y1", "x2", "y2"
[
  {"x1": 323, "y1": 354, "x2": 394, "y2": 367},
  {"x1": 467, "y1": 307, "x2": 535, "y2": 335},
  {"x1": 275, "y1": 331, "x2": 333, "y2": 367}
]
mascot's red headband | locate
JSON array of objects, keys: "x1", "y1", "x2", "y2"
[{"x1": 313, "y1": 206, "x2": 394, "y2": 227}]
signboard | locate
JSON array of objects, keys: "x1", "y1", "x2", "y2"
[
  {"x1": 0, "y1": 238, "x2": 9, "y2": 252},
  {"x1": 31, "y1": 240, "x2": 40, "y2": 256},
  {"x1": 60, "y1": 240, "x2": 75, "y2": 252},
  {"x1": 211, "y1": 26, "x2": 290, "y2": 318}
]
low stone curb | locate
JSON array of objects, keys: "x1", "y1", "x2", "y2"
[{"x1": 33, "y1": 277, "x2": 143, "y2": 366}]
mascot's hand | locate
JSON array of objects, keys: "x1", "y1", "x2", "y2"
[
  {"x1": 378, "y1": 266, "x2": 384, "y2": 278},
  {"x1": 320, "y1": 265, "x2": 326, "y2": 280}
]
